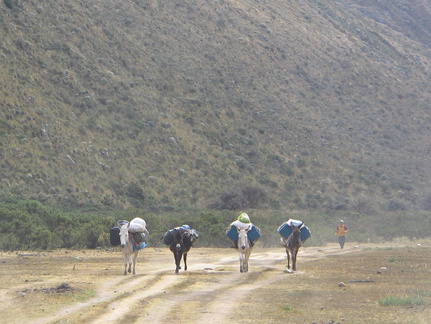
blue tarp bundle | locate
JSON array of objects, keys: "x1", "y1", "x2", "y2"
[
  {"x1": 226, "y1": 225, "x2": 262, "y2": 244},
  {"x1": 277, "y1": 219, "x2": 311, "y2": 243},
  {"x1": 133, "y1": 242, "x2": 148, "y2": 251}
]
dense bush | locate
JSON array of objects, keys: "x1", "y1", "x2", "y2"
[
  {"x1": 350, "y1": 195, "x2": 377, "y2": 215},
  {"x1": 4, "y1": 0, "x2": 20, "y2": 10},
  {"x1": 0, "y1": 197, "x2": 429, "y2": 251},
  {"x1": 0, "y1": 199, "x2": 115, "y2": 250}
]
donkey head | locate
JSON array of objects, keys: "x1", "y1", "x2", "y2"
[
  {"x1": 173, "y1": 228, "x2": 185, "y2": 251},
  {"x1": 119, "y1": 223, "x2": 130, "y2": 247},
  {"x1": 237, "y1": 227, "x2": 250, "y2": 250},
  {"x1": 291, "y1": 223, "x2": 303, "y2": 232},
  {"x1": 289, "y1": 223, "x2": 302, "y2": 240}
]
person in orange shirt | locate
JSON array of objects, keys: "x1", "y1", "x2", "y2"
[{"x1": 335, "y1": 220, "x2": 349, "y2": 249}]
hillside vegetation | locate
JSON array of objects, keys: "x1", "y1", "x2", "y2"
[{"x1": 1, "y1": 0, "x2": 431, "y2": 218}]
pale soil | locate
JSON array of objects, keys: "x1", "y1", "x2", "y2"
[{"x1": 0, "y1": 240, "x2": 429, "y2": 324}]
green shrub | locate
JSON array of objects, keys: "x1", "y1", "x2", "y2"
[
  {"x1": 126, "y1": 182, "x2": 145, "y2": 201},
  {"x1": 280, "y1": 163, "x2": 294, "y2": 176},
  {"x1": 4, "y1": 0, "x2": 19, "y2": 10},
  {"x1": 296, "y1": 158, "x2": 306, "y2": 168},
  {"x1": 207, "y1": 184, "x2": 268, "y2": 210},
  {"x1": 281, "y1": 305, "x2": 294, "y2": 311}
]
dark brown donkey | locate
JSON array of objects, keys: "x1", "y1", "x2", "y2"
[
  {"x1": 169, "y1": 228, "x2": 193, "y2": 274},
  {"x1": 283, "y1": 223, "x2": 303, "y2": 271}
]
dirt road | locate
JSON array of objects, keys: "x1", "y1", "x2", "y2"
[{"x1": 0, "y1": 244, "x2": 365, "y2": 324}]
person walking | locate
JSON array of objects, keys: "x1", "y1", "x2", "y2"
[{"x1": 335, "y1": 220, "x2": 349, "y2": 249}]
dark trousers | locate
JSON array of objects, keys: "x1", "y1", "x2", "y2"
[{"x1": 338, "y1": 236, "x2": 346, "y2": 249}]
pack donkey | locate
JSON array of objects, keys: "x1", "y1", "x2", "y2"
[
  {"x1": 170, "y1": 228, "x2": 193, "y2": 274},
  {"x1": 282, "y1": 223, "x2": 302, "y2": 271},
  {"x1": 119, "y1": 222, "x2": 140, "y2": 275},
  {"x1": 118, "y1": 218, "x2": 149, "y2": 275},
  {"x1": 236, "y1": 227, "x2": 253, "y2": 273}
]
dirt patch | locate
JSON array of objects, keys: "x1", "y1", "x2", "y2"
[
  {"x1": 1, "y1": 241, "x2": 430, "y2": 324},
  {"x1": 18, "y1": 283, "x2": 77, "y2": 296}
]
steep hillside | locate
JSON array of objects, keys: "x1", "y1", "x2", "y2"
[
  {"x1": 340, "y1": 0, "x2": 431, "y2": 47},
  {"x1": 1, "y1": 0, "x2": 431, "y2": 212}
]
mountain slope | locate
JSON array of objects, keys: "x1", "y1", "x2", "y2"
[{"x1": 1, "y1": 0, "x2": 431, "y2": 211}]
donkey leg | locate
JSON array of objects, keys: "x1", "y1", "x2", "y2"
[
  {"x1": 244, "y1": 255, "x2": 249, "y2": 272},
  {"x1": 123, "y1": 255, "x2": 128, "y2": 275},
  {"x1": 184, "y1": 253, "x2": 188, "y2": 271},
  {"x1": 292, "y1": 250, "x2": 297, "y2": 271},
  {"x1": 174, "y1": 253, "x2": 181, "y2": 274},
  {"x1": 286, "y1": 249, "x2": 291, "y2": 269},
  {"x1": 127, "y1": 254, "x2": 133, "y2": 273},
  {"x1": 239, "y1": 251, "x2": 247, "y2": 272},
  {"x1": 132, "y1": 253, "x2": 138, "y2": 275},
  {"x1": 244, "y1": 249, "x2": 251, "y2": 273}
]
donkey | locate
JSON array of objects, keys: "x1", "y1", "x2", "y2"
[
  {"x1": 283, "y1": 223, "x2": 303, "y2": 271},
  {"x1": 119, "y1": 222, "x2": 140, "y2": 275},
  {"x1": 236, "y1": 227, "x2": 252, "y2": 273},
  {"x1": 170, "y1": 228, "x2": 193, "y2": 274}
]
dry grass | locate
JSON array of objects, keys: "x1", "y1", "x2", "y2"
[
  {"x1": 241, "y1": 246, "x2": 431, "y2": 324},
  {"x1": 0, "y1": 243, "x2": 430, "y2": 323}
]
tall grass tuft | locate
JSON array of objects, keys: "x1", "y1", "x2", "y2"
[
  {"x1": 378, "y1": 296, "x2": 427, "y2": 306},
  {"x1": 281, "y1": 305, "x2": 294, "y2": 311}
]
